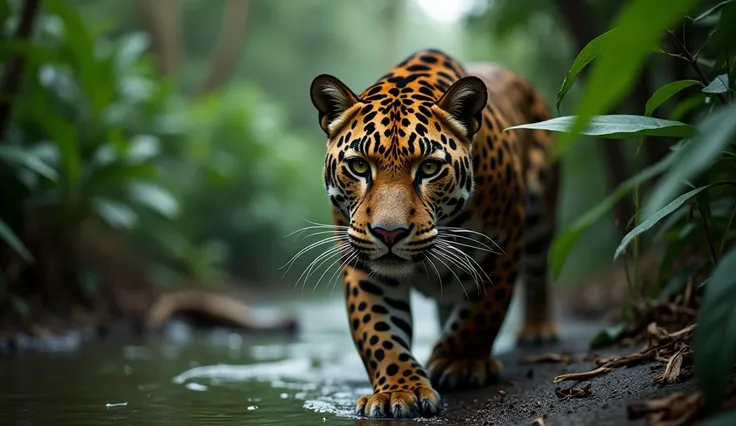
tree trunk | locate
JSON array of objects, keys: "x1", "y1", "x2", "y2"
[
  {"x1": 136, "y1": 0, "x2": 181, "y2": 77},
  {"x1": 195, "y1": 0, "x2": 252, "y2": 96},
  {"x1": 0, "y1": 0, "x2": 41, "y2": 143}
]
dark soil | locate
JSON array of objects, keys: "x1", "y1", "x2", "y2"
[{"x1": 439, "y1": 322, "x2": 699, "y2": 426}]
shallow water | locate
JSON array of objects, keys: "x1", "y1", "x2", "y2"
[{"x1": 1, "y1": 293, "x2": 522, "y2": 426}]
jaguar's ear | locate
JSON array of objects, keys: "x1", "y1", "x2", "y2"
[
  {"x1": 435, "y1": 76, "x2": 488, "y2": 139},
  {"x1": 310, "y1": 74, "x2": 360, "y2": 136}
]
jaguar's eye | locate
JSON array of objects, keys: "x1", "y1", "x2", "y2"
[
  {"x1": 419, "y1": 160, "x2": 442, "y2": 177},
  {"x1": 348, "y1": 158, "x2": 370, "y2": 176}
]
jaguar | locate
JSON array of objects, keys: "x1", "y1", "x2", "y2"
[{"x1": 308, "y1": 48, "x2": 559, "y2": 419}]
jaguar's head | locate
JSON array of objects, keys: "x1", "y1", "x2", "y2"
[{"x1": 309, "y1": 73, "x2": 487, "y2": 278}]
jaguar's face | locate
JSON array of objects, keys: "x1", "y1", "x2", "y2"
[{"x1": 310, "y1": 74, "x2": 487, "y2": 278}]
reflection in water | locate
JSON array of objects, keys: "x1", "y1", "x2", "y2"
[{"x1": 0, "y1": 293, "x2": 521, "y2": 425}]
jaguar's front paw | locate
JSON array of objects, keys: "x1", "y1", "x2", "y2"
[
  {"x1": 427, "y1": 354, "x2": 502, "y2": 390},
  {"x1": 517, "y1": 320, "x2": 559, "y2": 346},
  {"x1": 355, "y1": 385, "x2": 441, "y2": 419}
]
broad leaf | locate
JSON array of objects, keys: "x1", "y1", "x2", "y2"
[
  {"x1": 694, "y1": 248, "x2": 736, "y2": 413},
  {"x1": 114, "y1": 32, "x2": 150, "y2": 73},
  {"x1": 590, "y1": 322, "x2": 626, "y2": 349},
  {"x1": 0, "y1": 219, "x2": 33, "y2": 263},
  {"x1": 556, "y1": 0, "x2": 697, "y2": 154},
  {"x1": 555, "y1": 29, "x2": 617, "y2": 113},
  {"x1": 645, "y1": 80, "x2": 702, "y2": 116},
  {"x1": 128, "y1": 182, "x2": 180, "y2": 219},
  {"x1": 549, "y1": 151, "x2": 676, "y2": 278},
  {"x1": 615, "y1": 186, "x2": 712, "y2": 260},
  {"x1": 92, "y1": 198, "x2": 138, "y2": 229},
  {"x1": 506, "y1": 115, "x2": 694, "y2": 139},
  {"x1": 645, "y1": 103, "x2": 736, "y2": 219},
  {"x1": 702, "y1": 74, "x2": 730, "y2": 94},
  {"x1": 0, "y1": 145, "x2": 59, "y2": 181}
]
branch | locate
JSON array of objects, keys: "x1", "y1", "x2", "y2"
[
  {"x1": 195, "y1": 0, "x2": 251, "y2": 96},
  {"x1": 0, "y1": 0, "x2": 42, "y2": 143},
  {"x1": 136, "y1": 0, "x2": 181, "y2": 76},
  {"x1": 666, "y1": 29, "x2": 729, "y2": 104}
]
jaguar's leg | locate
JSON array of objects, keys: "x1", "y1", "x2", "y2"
[
  {"x1": 344, "y1": 264, "x2": 441, "y2": 419},
  {"x1": 426, "y1": 241, "x2": 519, "y2": 390},
  {"x1": 517, "y1": 160, "x2": 560, "y2": 345}
]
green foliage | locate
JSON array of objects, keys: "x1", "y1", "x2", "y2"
[
  {"x1": 695, "y1": 248, "x2": 736, "y2": 412},
  {"x1": 589, "y1": 322, "x2": 626, "y2": 349},
  {"x1": 697, "y1": 410, "x2": 736, "y2": 426},
  {"x1": 615, "y1": 185, "x2": 716, "y2": 260},
  {"x1": 555, "y1": 0, "x2": 697, "y2": 154},
  {"x1": 555, "y1": 29, "x2": 616, "y2": 114},
  {"x1": 506, "y1": 115, "x2": 695, "y2": 139},
  {"x1": 645, "y1": 80, "x2": 703, "y2": 116},
  {"x1": 0, "y1": 219, "x2": 32, "y2": 263},
  {"x1": 515, "y1": 0, "x2": 736, "y2": 416},
  {"x1": 644, "y1": 104, "x2": 736, "y2": 220},
  {"x1": 547, "y1": 152, "x2": 677, "y2": 278},
  {"x1": 0, "y1": 0, "x2": 330, "y2": 298}
]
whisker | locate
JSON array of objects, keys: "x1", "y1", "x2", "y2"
[
  {"x1": 429, "y1": 251, "x2": 469, "y2": 300},
  {"x1": 302, "y1": 243, "x2": 348, "y2": 286},
  {"x1": 312, "y1": 250, "x2": 351, "y2": 294},
  {"x1": 434, "y1": 244, "x2": 481, "y2": 290},
  {"x1": 279, "y1": 235, "x2": 346, "y2": 276},
  {"x1": 437, "y1": 241, "x2": 493, "y2": 291},
  {"x1": 423, "y1": 254, "x2": 443, "y2": 300},
  {"x1": 437, "y1": 227, "x2": 506, "y2": 255},
  {"x1": 437, "y1": 233, "x2": 500, "y2": 254},
  {"x1": 297, "y1": 229, "x2": 349, "y2": 241},
  {"x1": 329, "y1": 251, "x2": 359, "y2": 294},
  {"x1": 295, "y1": 243, "x2": 347, "y2": 291}
]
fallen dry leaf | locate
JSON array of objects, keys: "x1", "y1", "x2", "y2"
[{"x1": 554, "y1": 382, "x2": 592, "y2": 401}]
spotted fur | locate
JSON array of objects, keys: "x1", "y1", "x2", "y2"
[{"x1": 309, "y1": 49, "x2": 559, "y2": 419}]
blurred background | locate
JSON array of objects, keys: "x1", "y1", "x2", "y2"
[{"x1": 1, "y1": 0, "x2": 652, "y2": 342}]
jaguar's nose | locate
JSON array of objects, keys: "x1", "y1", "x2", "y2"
[{"x1": 368, "y1": 224, "x2": 410, "y2": 247}]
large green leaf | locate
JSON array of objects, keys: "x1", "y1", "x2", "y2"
[
  {"x1": 506, "y1": 115, "x2": 695, "y2": 139},
  {"x1": 702, "y1": 74, "x2": 730, "y2": 94},
  {"x1": 44, "y1": 0, "x2": 104, "y2": 112},
  {"x1": 645, "y1": 80, "x2": 702, "y2": 116},
  {"x1": 556, "y1": 0, "x2": 697, "y2": 154},
  {"x1": 92, "y1": 198, "x2": 138, "y2": 229},
  {"x1": 0, "y1": 219, "x2": 33, "y2": 263},
  {"x1": 555, "y1": 29, "x2": 616, "y2": 113},
  {"x1": 694, "y1": 248, "x2": 736, "y2": 413},
  {"x1": 0, "y1": 145, "x2": 59, "y2": 181},
  {"x1": 549, "y1": 151, "x2": 676, "y2": 278},
  {"x1": 645, "y1": 103, "x2": 736, "y2": 219},
  {"x1": 615, "y1": 185, "x2": 713, "y2": 260},
  {"x1": 128, "y1": 182, "x2": 180, "y2": 219}
]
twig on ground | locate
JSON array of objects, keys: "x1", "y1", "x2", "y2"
[
  {"x1": 554, "y1": 321, "x2": 696, "y2": 384},
  {"x1": 520, "y1": 353, "x2": 573, "y2": 365}
]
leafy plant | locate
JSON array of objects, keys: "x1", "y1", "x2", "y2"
[{"x1": 505, "y1": 0, "x2": 736, "y2": 416}]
